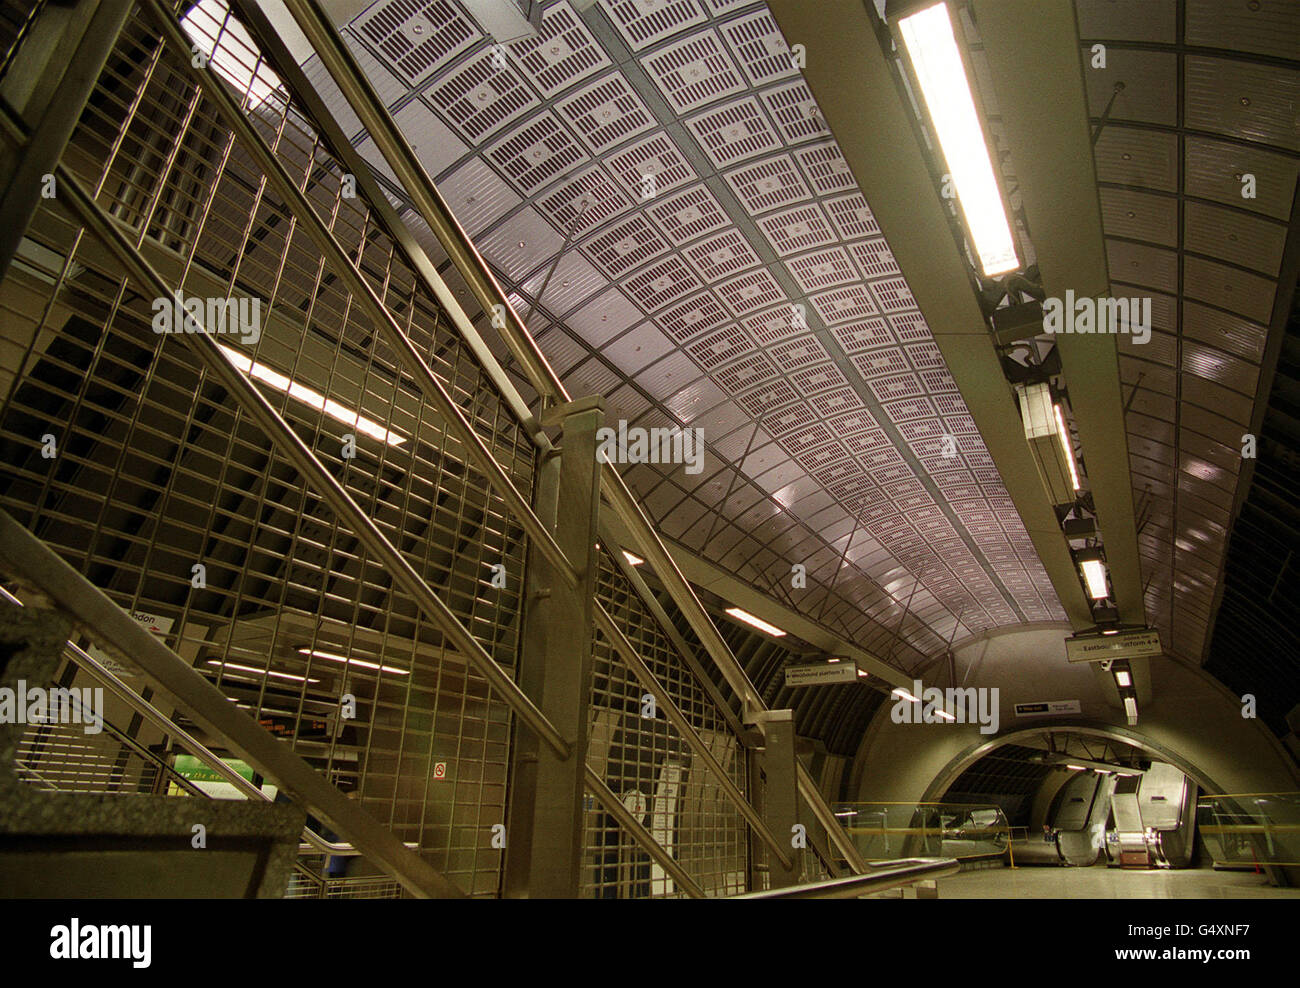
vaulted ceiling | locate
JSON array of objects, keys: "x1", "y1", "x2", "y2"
[{"x1": 302, "y1": 0, "x2": 1073, "y2": 672}]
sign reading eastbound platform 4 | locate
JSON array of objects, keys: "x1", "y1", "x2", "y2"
[
  {"x1": 784, "y1": 661, "x2": 859, "y2": 687},
  {"x1": 1065, "y1": 628, "x2": 1163, "y2": 663}
]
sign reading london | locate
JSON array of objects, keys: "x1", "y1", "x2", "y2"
[
  {"x1": 1064, "y1": 628, "x2": 1162, "y2": 663},
  {"x1": 784, "y1": 662, "x2": 859, "y2": 687}
]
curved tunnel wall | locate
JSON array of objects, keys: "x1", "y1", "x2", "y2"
[{"x1": 849, "y1": 626, "x2": 1300, "y2": 805}]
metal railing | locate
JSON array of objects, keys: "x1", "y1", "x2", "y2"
[
  {"x1": 731, "y1": 857, "x2": 959, "y2": 899},
  {"x1": 0, "y1": 0, "x2": 872, "y2": 897}
]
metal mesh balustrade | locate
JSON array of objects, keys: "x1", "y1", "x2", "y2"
[
  {"x1": 584, "y1": 549, "x2": 749, "y2": 898},
  {"x1": 0, "y1": 3, "x2": 537, "y2": 897}
]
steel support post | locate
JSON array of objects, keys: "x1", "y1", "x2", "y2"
[
  {"x1": 759, "y1": 709, "x2": 802, "y2": 888},
  {"x1": 0, "y1": 0, "x2": 133, "y2": 280},
  {"x1": 504, "y1": 396, "x2": 604, "y2": 898}
]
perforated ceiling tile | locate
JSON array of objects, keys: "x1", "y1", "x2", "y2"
[
  {"x1": 600, "y1": 0, "x2": 708, "y2": 52},
  {"x1": 623, "y1": 254, "x2": 704, "y2": 310},
  {"x1": 506, "y1": 0, "x2": 611, "y2": 98},
  {"x1": 810, "y1": 284, "x2": 877, "y2": 325},
  {"x1": 851, "y1": 349, "x2": 910, "y2": 380},
  {"x1": 846, "y1": 237, "x2": 905, "y2": 281},
  {"x1": 869, "y1": 277, "x2": 919, "y2": 315},
  {"x1": 714, "y1": 349, "x2": 777, "y2": 391},
  {"x1": 754, "y1": 202, "x2": 835, "y2": 256},
  {"x1": 762, "y1": 401, "x2": 816, "y2": 438},
  {"x1": 554, "y1": 74, "x2": 657, "y2": 155},
  {"x1": 536, "y1": 164, "x2": 632, "y2": 236},
  {"x1": 790, "y1": 362, "x2": 849, "y2": 397},
  {"x1": 733, "y1": 377, "x2": 798, "y2": 417},
  {"x1": 760, "y1": 79, "x2": 825, "y2": 144},
  {"x1": 830, "y1": 317, "x2": 894, "y2": 352},
  {"x1": 686, "y1": 323, "x2": 751, "y2": 366},
  {"x1": 605, "y1": 133, "x2": 698, "y2": 201},
  {"x1": 437, "y1": 156, "x2": 523, "y2": 234},
  {"x1": 743, "y1": 304, "x2": 804, "y2": 345},
  {"x1": 881, "y1": 396, "x2": 937, "y2": 423},
  {"x1": 602, "y1": 321, "x2": 675, "y2": 375},
  {"x1": 715, "y1": 267, "x2": 787, "y2": 315},
  {"x1": 354, "y1": 0, "x2": 480, "y2": 89},
  {"x1": 582, "y1": 213, "x2": 672, "y2": 279},
  {"x1": 768, "y1": 333, "x2": 829, "y2": 370},
  {"x1": 682, "y1": 228, "x2": 761, "y2": 282},
  {"x1": 685, "y1": 97, "x2": 782, "y2": 168},
  {"x1": 484, "y1": 111, "x2": 588, "y2": 195},
  {"x1": 641, "y1": 29, "x2": 747, "y2": 114},
  {"x1": 794, "y1": 141, "x2": 857, "y2": 195},
  {"x1": 724, "y1": 154, "x2": 812, "y2": 214},
  {"x1": 658, "y1": 290, "x2": 729, "y2": 341},
  {"x1": 566, "y1": 287, "x2": 644, "y2": 347},
  {"x1": 787, "y1": 246, "x2": 857, "y2": 293},
  {"x1": 822, "y1": 192, "x2": 882, "y2": 242},
  {"x1": 646, "y1": 184, "x2": 730, "y2": 243},
  {"x1": 717, "y1": 8, "x2": 797, "y2": 87},
  {"x1": 425, "y1": 49, "x2": 539, "y2": 142}
]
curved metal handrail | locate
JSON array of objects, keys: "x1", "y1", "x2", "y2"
[{"x1": 729, "y1": 857, "x2": 960, "y2": 900}]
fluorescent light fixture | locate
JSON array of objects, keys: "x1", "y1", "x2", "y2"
[
  {"x1": 218, "y1": 344, "x2": 405, "y2": 446},
  {"x1": 181, "y1": 0, "x2": 284, "y2": 112},
  {"x1": 934, "y1": 708, "x2": 956, "y2": 721},
  {"x1": 1065, "y1": 764, "x2": 1088, "y2": 771},
  {"x1": 1076, "y1": 553, "x2": 1110, "y2": 601},
  {"x1": 827, "y1": 658, "x2": 842, "y2": 663},
  {"x1": 296, "y1": 646, "x2": 410, "y2": 676},
  {"x1": 724, "y1": 607, "x2": 786, "y2": 637},
  {"x1": 1018, "y1": 383, "x2": 1079, "y2": 505},
  {"x1": 1114, "y1": 669, "x2": 1132, "y2": 688},
  {"x1": 1053, "y1": 404, "x2": 1081, "y2": 492},
  {"x1": 895, "y1": 2, "x2": 1019, "y2": 277},
  {"x1": 207, "y1": 659, "x2": 319, "y2": 684},
  {"x1": 1124, "y1": 696, "x2": 1138, "y2": 725},
  {"x1": 1102, "y1": 629, "x2": 1119, "y2": 636},
  {"x1": 622, "y1": 551, "x2": 645, "y2": 567},
  {"x1": 892, "y1": 686, "x2": 920, "y2": 703},
  {"x1": 857, "y1": 670, "x2": 870, "y2": 678}
]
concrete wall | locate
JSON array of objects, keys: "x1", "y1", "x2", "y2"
[{"x1": 849, "y1": 625, "x2": 1300, "y2": 803}]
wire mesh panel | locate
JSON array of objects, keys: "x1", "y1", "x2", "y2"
[
  {"x1": 0, "y1": 3, "x2": 537, "y2": 897},
  {"x1": 583, "y1": 550, "x2": 748, "y2": 897}
]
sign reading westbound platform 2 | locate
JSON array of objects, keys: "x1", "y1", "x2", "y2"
[{"x1": 1064, "y1": 628, "x2": 1162, "y2": 663}]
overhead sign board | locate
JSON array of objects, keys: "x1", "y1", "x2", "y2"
[
  {"x1": 1014, "y1": 700, "x2": 1082, "y2": 718},
  {"x1": 1065, "y1": 628, "x2": 1162, "y2": 663},
  {"x1": 784, "y1": 662, "x2": 859, "y2": 687}
]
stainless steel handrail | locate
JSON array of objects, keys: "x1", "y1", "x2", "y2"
[
  {"x1": 279, "y1": 0, "x2": 870, "y2": 876},
  {"x1": 729, "y1": 857, "x2": 959, "y2": 899}
]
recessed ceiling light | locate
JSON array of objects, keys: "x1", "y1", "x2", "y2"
[
  {"x1": 725, "y1": 607, "x2": 786, "y2": 637},
  {"x1": 296, "y1": 647, "x2": 410, "y2": 676}
]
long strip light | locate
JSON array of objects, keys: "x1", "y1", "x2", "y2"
[
  {"x1": 1053, "y1": 404, "x2": 1081, "y2": 492},
  {"x1": 207, "y1": 659, "x2": 319, "y2": 684},
  {"x1": 218, "y1": 344, "x2": 405, "y2": 446},
  {"x1": 1123, "y1": 696, "x2": 1139, "y2": 726},
  {"x1": 296, "y1": 647, "x2": 410, "y2": 676},
  {"x1": 892, "y1": 686, "x2": 920, "y2": 703},
  {"x1": 724, "y1": 607, "x2": 786, "y2": 638},
  {"x1": 895, "y1": 2, "x2": 1020, "y2": 277},
  {"x1": 1114, "y1": 669, "x2": 1133, "y2": 688}
]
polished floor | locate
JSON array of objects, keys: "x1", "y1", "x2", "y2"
[{"x1": 936, "y1": 865, "x2": 1300, "y2": 899}]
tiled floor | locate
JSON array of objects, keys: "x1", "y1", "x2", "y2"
[{"x1": 937, "y1": 866, "x2": 1300, "y2": 899}]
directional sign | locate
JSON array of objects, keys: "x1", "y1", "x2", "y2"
[
  {"x1": 1065, "y1": 628, "x2": 1162, "y2": 663},
  {"x1": 1014, "y1": 700, "x2": 1081, "y2": 718},
  {"x1": 784, "y1": 661, "x2": 859, "y2": 687}
]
